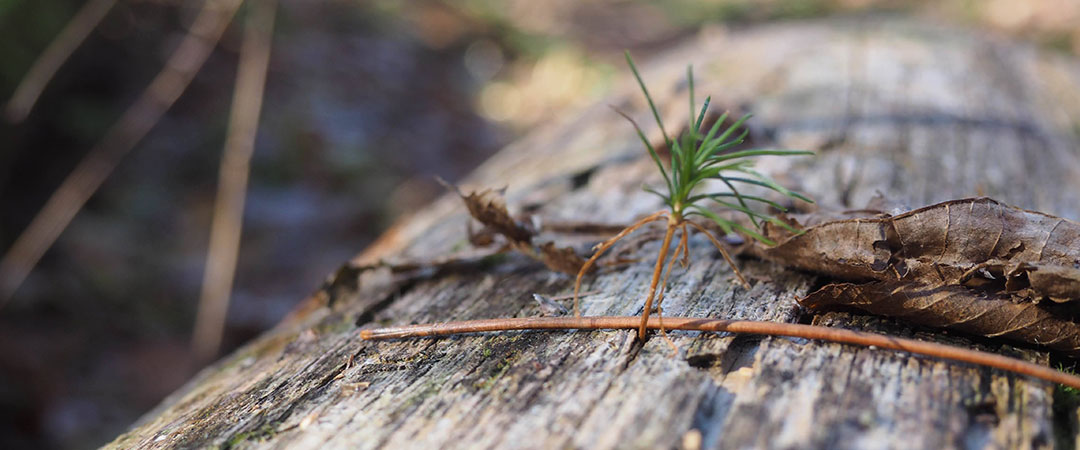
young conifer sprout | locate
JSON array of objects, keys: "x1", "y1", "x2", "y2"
[
  {"x1": 361, "y1": 54, "x2": 1080, "y2": 392},
  {"x1": 572, "y1": 52, "x2": 814, "y2": 340}
]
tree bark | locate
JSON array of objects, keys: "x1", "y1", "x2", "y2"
[{"x1": 109, "y1": 18, "x2": 1080, "y2": 449}]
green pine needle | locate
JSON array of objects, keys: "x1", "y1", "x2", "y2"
[{"x1": 622, "y1": 51, "x2": 813, "y2": 244}]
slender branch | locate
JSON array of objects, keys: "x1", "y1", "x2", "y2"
[
  {"x1": 359, "y1": 315, "x2": 1080, "y2": 390},
  {"x1": 0, "y1": 0, "x2": 244, "y2": 308},
  {"x1": 192, "y1": 0, "x2": 277, "y2": 363},
  {"x1": 4, "y1": 0, "x2": 117, "y2": 123}
]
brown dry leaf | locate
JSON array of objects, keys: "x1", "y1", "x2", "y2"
[
  {"x1": 455, "y1": 186, "x2": 535, "y2": 243},
  {"x1": 962, "y1": 261, "x2": 1080, "y2": 304},
  {"x1": 1021, "y1": 263, "x2": 1080, "y2": 302},
  {"x1": 466, "y1": 222, "x2": 498, "y2": 247},
  {"x1": 445, "y1": 182, "x2": 594, "y2": 277},
  {"x1": 536, "y1": 242, "x2": 586, "y2": 275},
  {"x1": 801, "y1": 281, "x2": 1080, "y2": 355},
  {"x1": 755, "y1": 197, "x2": 1080, "y2": 303},
  {"x1": 753, "y1": 197, "x2": 1080, "y2": 352}
]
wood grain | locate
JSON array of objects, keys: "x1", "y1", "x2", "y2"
[{"x1": 109, "y1": 18, "x2": 1080, "y2": 449}]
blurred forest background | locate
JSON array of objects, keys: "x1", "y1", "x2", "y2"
[{"x1": 1, "y1": 0, "x2": 1078, "y2": 448}]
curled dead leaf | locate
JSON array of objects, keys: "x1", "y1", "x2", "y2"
[
  {"x1": 1023, "y1": 263, "x2": 1080, "y2": 303},
  {"x1": 801, "y1": 281, "x2": 1080, "y2": 355},
  {"x1": 444, "y1": 181, "x2": 592, "y2": 277},
  {"x1": 450, "y1": 184, "x2": 535, "y2": 243},
  {"x1": 755, "y1": 197, "x2": 1080, "y2": 303}
]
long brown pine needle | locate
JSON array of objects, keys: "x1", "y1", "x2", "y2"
[
  {"x1": 359, "y1": 315, "x2": 1080, "y2": 390},
  {"x1": 4, "y1": 0, "x2": 117, "y2": 123},
  {"x1": 192, "y1": 0, "x2": 277, "y2": 363},
  {"x1": 0, "y1": 0, "x2": 244, "y2": 308}
]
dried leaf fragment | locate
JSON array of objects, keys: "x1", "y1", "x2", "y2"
[
  {"x1": 801, "y1": 281, "x2": 1080, "y2": 355},
  {"x1": 466, "y1": 222, "x2": 498, "y2": 247},
  {"x1": 756, "y1": 197, "x2": 1080, "y2": 352},
  {"x1": 757, "y1": 197, "x2": 1080, "y2": 303},
  {"x1": 445, "y1": 181, "x2": 588, "y2": 276},
  {"x1": 1004, "y1": 262, "x2": 1080, "y2": 303},
  {"x1": 536, "y1": 242, "x2": 586, "y2": 275},
  {"x1": 452, "y1": 184, "x2": 535, "y2": 243}
]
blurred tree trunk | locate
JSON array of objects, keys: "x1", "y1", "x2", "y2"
[{"x1": 108, "y1": 18, "x2": 1080, "y2": 449}]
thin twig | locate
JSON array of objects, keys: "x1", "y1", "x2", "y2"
[
  {"x1": 359, "y1": 315, "x2": 1080, "y2": 389},
  {"x1": 193, "y1": 0, "x2": 277, "y2": 363},
  {"x1": 4, "y1": 0, "x2": 117, "y2": 123},
  {"x1": 0, "y1": 0, "x2": 244, "y2": 308}
]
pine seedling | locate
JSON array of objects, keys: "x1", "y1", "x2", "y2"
[
  {"x1": 360, "y1": 57, "x2": 1080, "y2": 392},
  {"x1": 572, "y1": 52, "x2": 813, "y2": 339}
]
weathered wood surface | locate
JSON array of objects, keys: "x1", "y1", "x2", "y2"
[{"x1": 110, "y1": 18, "x2": 1080, "y2": 449}]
